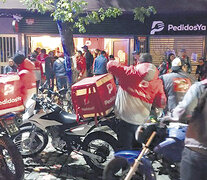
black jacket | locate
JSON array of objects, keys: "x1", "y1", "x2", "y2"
[{"x1": 85, "y1": 50, "x2": 93, "y2": 71}]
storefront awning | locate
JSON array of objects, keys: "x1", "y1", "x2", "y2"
[{"x1": 15, "y1": 12, "x2": 207, "y2": 36}]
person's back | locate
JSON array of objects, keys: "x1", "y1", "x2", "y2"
[
  {"x1": 107, "y1": 53, "x2": 166, "y2": 149},
  {"x1": 13, "y1": 54, "x2": 36, "y2": 107},
  {"x1": 169, "y1": 79, "x2": 207, "y2": 180},
  {"x1": 53, "y1": 57, "x2": 68, "y2": 90},
  {"x1": 110, "y1": 61, "x2": 166, "y2": 124},
  {"x1": 160, "y1": 57, "x2": 195, "y2": 112},
  {"x1": 53, "y1": 57, "x2": 66, "y2": 77},
  {"x1": 82, "y1": 45, "x2": 93, "y2": 77},
  {"x1": 44, "y1": 51, "x2": 55, "y2": 93},
  {"x1": 45, "y1": 51, "x2": 54, "y2": 79},
  {"x1": 93, "y1": 51, "x2": 108, "y2": 75}
]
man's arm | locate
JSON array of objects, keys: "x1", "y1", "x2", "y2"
[
  {"x1": 3, "y1": 66, "x2": 7, "y2": 74},
  {"x1": 107, "y1": 60, "x2": 146, "y2": 82},
  {"x1": 153, "y1": 79, "x2": 167, "y2": 109}
]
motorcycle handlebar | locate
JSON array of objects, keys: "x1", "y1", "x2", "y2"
[{"x1": 34, "y1": 95, "x2": 53, "y2": 110}]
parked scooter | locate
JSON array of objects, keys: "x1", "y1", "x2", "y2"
[
  {"x1": 12, "y1": 95, "x2": 118, "y2": 173},
  {"x1": 0, "y1": 112, "x2": 24, "y2": 180},
  {"x1": 103, "y1": 121, "x2": 187, "y2": 180}
]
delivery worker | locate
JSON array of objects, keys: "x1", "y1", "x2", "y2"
[
  {"x1": 162, "y1": 79, "x2": 207, "y2": 180},
  {"x1": 107, "y1": 53, "x2": 166, "y2": 150},
  {"x1": 160, "y1": 57, "x2": 195, "y2": 113},
  {"x1": 13, "y1": 53, "x2": 36, "y2": 107}
]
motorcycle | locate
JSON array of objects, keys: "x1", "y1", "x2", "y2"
[
  {"x1": 39, "y1": 85, "x2": 74, "y2": 113},
  {"x1": 103, "y1": 121, "x2": 187, "y2": 180},
  {"x1": 12, "y1": 95, "x2": 118, "y2": 173},
  {"x1": 0, "y1": 112, "x2": 24, "y2": 180}
]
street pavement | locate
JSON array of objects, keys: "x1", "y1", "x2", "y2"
[
  {"x1": 23, "y1": 139, "x2": 170, "y2": 180},
  {"x1": 24, "y1": 141, "x2": 102, "y2": 180}
]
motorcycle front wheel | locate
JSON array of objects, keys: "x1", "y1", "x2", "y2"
[
  {"x1": 103, "y1": 157, "x2": 156, "y2": 180},
  {"x1": 82, "y1": 131, "x2": 118, "y2": 174},
  {"x1": 12, "y1": 126, "x2": 48, "y2": 158},
  {"x1": 0, "y1": 134, "x2": 24, "y2": 180}
]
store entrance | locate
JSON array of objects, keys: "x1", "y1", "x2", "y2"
[
  {"x1": 26, "y1": 35, "x2": 63, "y2": 56},
  {"x1": 26, "y1": 35, "x2": 132, "y2": 65}
]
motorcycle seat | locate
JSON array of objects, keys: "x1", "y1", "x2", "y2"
[{"x1": 59, "y1": 111, "x2": 78, "y2": 125}]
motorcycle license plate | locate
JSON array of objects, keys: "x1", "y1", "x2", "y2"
[{"x1": 2, "y1": 119, "x2": 19, "y2": 135}]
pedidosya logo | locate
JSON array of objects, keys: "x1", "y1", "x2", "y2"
[
  {"x1": 150, "y1": 21, "x2": 165, "y2": 35},
  {"x1": 150, "y1": 20, "x2": 207, "y2": 34},
  {"x1": 0, "y1": 97, "x2": 22, "y2": 106},
  {"x1": 168, "y1": 24, "x2": 206, "y2": 31}
]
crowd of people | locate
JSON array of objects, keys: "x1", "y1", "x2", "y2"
[
  {"x1": 3, "y1": 45, "x2": 115, "y2": 93},
  {"x1": 2, "y1": 45, "x2": 207, "y2": 179},
  {"x1": 158, "y1": 48, "x2": 207, "y2": 81}
]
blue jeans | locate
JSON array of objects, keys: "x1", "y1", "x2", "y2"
[
  {"x1": 56, "y1": 76, "x2": 68, "y2": 90},
  {"x1": 180, "y1": 147, "x2": 207, "y2": 180}
]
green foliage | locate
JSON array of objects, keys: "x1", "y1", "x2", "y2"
[
  {"x1": 19, "y1": 0, "x2": 123, "y2": 33},
  {"x1": 20, "y1": 0, "x2": 55, "y2": 13},
  {"x1": 77, "y1": 7, "x2": 122, "y2": 33},
  {"x1": 52, "y1": 0, "x2": 122, "y2": 33},
  {"x1": 134, "y1": 6, "x2": 156, "y2": 23},
  {"x1": 6, "y1": 0, "x2": 156, "y2": 33}
]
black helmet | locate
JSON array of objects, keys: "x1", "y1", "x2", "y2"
[{"x1": 13, "y1": 53, "x2": 25, "y2": 65}]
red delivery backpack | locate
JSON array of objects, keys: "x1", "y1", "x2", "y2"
[
  {"x1": 0, "y1": 74, "x2": 24, "y2": 116},
  {"x1": 71, "y1": 73, "x2": 117, "y2": 122}
]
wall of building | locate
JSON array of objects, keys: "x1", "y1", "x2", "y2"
[{"x1": 0, "y1": 18, "x2": 15, "y2": 34}]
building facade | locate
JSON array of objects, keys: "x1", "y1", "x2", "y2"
[{"x1": 1, "y1": 0, "x2": 207, "y2": 73}]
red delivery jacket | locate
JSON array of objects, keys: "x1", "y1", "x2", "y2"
[
  {"x1": 107, "y1": 61, "x2": 166, "y2": 125},
  {"x1": 18, "y1": 59, "x2": 36, "y2": 106}
]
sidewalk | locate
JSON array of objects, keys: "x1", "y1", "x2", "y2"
[
  {"x1": 24, "y1": 141, "x2": 102, "y2": 180},
  {"x1": 23, "y1": 139, "x2": 169, "y2": 180}
]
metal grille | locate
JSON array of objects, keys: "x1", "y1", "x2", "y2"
[
  {"x1": 150, "y1": 36, "x2": 205, "y2": 67},
  {"x1": 0, "y1": 35, "x2": 17, "y2": 74}
]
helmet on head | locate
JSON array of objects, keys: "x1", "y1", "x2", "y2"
[
  {"x1": 13, "y1": 53, "x2": 25, "y2": 65},
  {"x1": 171, "y1": 57, "x2": 182, "y2": 71}
]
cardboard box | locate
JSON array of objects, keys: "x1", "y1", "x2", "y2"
[
  {"x1": 71, "y1": 73, "x2": 116, "y2": 119},
  {"x1": 0, "y1": 74, "x2": 24, "y2": 115}
]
